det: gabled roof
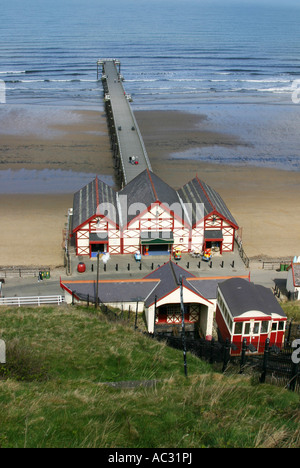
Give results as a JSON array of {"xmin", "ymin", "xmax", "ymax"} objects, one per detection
[
  {"xmin": 72, "ymin": 171, "xmax": 238, "ymax": 232},
  {"xmin": 218, "ymin": 277, "xmax": 286, "ymax": 318},
  {"xmin": 143, "ymin": 261, "xmax": 214, "ymax": 307},
  {"xmin": 72, "ymin": 177, "xmax": 118, "ymax": 232},
  {"xmin": 178, "ymin": 176, "xmax": 238, "ymax": 228},
  {"xmin": 118, "ymin": 169, "xmax": 180, "ymax": 226}
]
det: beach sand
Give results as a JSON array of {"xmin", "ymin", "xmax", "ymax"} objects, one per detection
[
  {"xmin": 0, "ymin": 107, "xmax": 299, "ymax": 267},
  {"xmin": 0, "ymin": 193, "xmax": 73, "ymax": 268},
  {"xmin": 0, "ymin": 109, "xmax": 114, "ymax": 175}
]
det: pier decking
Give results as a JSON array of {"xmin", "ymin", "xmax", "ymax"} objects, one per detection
[{"xmin": 98, "ymin": 59, "xmax": 152, "ymax": 186}]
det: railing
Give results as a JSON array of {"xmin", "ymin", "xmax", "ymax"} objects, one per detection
[
  {"xmin": 0, "ymin": 295, "xmax": 64, "ymax": 306},
  {"xmin": 234, "ymin": 234, "xmax": 250, "ymax": 268},
  {"xmin": 64, "ymin": 208, "xmax": 73, "ymax": 276},
  {"xmin": 155, "ymin": 330, "xmax": 300, "ymax": 393},
  {"xmin": 0, "ymin": 267, "xmax": 50, "ymax": 279}
]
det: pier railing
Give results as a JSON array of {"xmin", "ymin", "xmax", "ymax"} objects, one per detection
[
  {"xmin": 234, "ymin": 233, "xmax": 250, "ymax": 268},
  {"xmin": 0, "ymin": 267, "xmax": 51, "ymax": 279},
  {"xmin": 99, "ymin": 58, "xmax": 152, "ymax": 186}
]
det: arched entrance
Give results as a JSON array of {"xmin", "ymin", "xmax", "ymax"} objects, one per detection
[{"xmin": 155, "ymin": 303, "xmax": 209, "ymax": 337}]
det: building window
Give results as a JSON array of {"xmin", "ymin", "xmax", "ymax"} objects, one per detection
[
  {"xmin": 253, "ymin": 322, "xmax": 260, "ymax": 335},
  {"xmin": 217, "ymin": 291, "xmax": 232, "ymax": 332},
  {"xmin": 261, "ymin": 321, "xmax": 269, "ymax": 333},
  {"xmin": 234, "ymin": 322, "xmax": 243, "ymax": 335},
  {"xmin": 244, "ymin": 323, "xmax": 251, "ymax": 335},
  {"xmin": 278, "ymin": 321, "xmax": 285, "ymax": 331},
  {"xmin": 272, "ymin": 322, "xmax": 277, "ymax": 331}
]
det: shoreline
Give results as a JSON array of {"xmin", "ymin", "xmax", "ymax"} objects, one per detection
[{"xmin": 0, "ymin": 106, "xmax": 299, "ymax": 266}]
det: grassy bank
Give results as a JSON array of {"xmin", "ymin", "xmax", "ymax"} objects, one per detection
[{"xmin": 0, "ymin": 305, "xmax": 299, "ymax": 448}]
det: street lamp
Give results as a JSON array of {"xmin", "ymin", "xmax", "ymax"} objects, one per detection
[{"xmin": 179, "ymin": 275, "xmax": 188, "ymax": 378}]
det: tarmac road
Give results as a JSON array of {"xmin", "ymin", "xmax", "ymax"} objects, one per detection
[{"xmin": 0, "ymin": 253, "xmax": 289, "ymax": 301}]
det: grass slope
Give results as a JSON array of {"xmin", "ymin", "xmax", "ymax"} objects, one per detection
[{"xmin": 0, "ymin": 305, "xmax": 299, "ymax": 448}]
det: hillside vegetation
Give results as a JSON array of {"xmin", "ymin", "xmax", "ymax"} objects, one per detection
[{"xmin": 0, "ymin": 304, "xmax": 299, "ymax": 448}]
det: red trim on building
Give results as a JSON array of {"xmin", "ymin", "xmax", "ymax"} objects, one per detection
[
  {"xmin": 196, "ymin": 176, "xmax": 215, "ymax": 211},
  {"xmin": 147, "ymin": 169, "xmax": 158, "ymax": 200}
]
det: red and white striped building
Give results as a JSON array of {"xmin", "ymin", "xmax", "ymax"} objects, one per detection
[{"xmin": 71, "ymin": 170, "xmax": 238, "ymax": 258}]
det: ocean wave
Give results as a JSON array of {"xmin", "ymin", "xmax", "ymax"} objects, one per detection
[
  {"xmin": 5, "ymin": 79, "xmax": 96, "ymax": 84},
  {"xmin": 0, "ymin": 70, "xmax": 26, "ymax": 74}
]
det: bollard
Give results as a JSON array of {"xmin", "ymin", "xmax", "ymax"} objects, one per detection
[
  {"xmin": 116, "ymin": 263, "xmax": 118, "ymax": 271},
  {"xmin": 151, "ymin": 263, "xmax": 154, "ymax": 270},
  {"xmin": 232, "ymin": 260, "xmax": 235, "ymax": 268},
  {"xmin": 104, "ymin": 264, "xmax": 106, "ymax": 272},
  {"xmin": 186, "ymin": 262, "xmax": 189, "ymax": 269},
  {"xmin": 128, "ymin": 263, "xmax": 130, "ymax": 271},
  {"xmin": 209, "ymin": 260, "xmax": 212, "ymax": 268},
  {"xmin": 139, "ymin": 263, "xmax": 142, "ymax": 270},
  {"xmin": 221, "ymin": 261, "xmax": 224, "ymax": 268},
  {"xmin": 198, "ymin": 261, "xmax": 201, "ymax": 269}
]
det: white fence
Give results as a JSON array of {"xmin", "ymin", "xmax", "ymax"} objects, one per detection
[{"xmin": 0, "ymin": 295, "xmax": 64, "ymax": 306}]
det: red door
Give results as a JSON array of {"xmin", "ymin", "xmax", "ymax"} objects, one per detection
[{"xmin": 249, "ymin": 321, "xmax": 260, "ymax": 352}]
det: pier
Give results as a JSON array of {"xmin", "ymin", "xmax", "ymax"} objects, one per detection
[{"xmin": 97, "ymin": 59, "xmax": 152, "ymax": 186}]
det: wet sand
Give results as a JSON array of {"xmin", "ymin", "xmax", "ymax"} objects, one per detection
[
  {"xmin": 0, "ymin": 107, "xmax": 299, "ymax": 267},
  {"xmin": 0, "ymin": 109, "xmax": 114, "ymax": 176}
]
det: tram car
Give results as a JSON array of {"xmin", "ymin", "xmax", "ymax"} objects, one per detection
[{"xmin": 216, "ymin": 277, "xmax": 287, "ymax": 355}]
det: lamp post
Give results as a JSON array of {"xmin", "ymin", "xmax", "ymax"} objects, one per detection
[
  {"xmin": 179, "ymin": 275, "xmax": 188, "ymax": 378},
  {"xmin": 95, "ymin": 251, "xmax": 100, "ymax": 308}
]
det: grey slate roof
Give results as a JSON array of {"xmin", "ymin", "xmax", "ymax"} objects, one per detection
[
  {"xmin": 72, "ymin": 177, "xmax": 118, "ymax": 231},
  {"xmin": 218, "ymin": 277, "xmax": 286, "ymax": 318},
  {"xmin": 143, "ymin": 261, "xmax": 205, "ymax": 307},
  {"xmin": 62, "ymin": 280, "xmax": 158, "ymax": 304},
  {"xmin": 72, "ymin": 170, "xmax": 237, "ymax": 232},
  {"xmin": 178, "ymin": 176, "xmax": 238, "ymax": 227},
  {"xmin": 187, "ymin": 279, "xmax": 220, "ymax": 300},
  {"xmin": 61, "ymin": 262, "xmax": 251, "ymax": 310},
  {"xmin": 118, "ymin": 169, "xmax": 180, "ymax": 226}
]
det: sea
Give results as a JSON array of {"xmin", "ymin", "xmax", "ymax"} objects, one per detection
[{"xmin": 0, "ymin": 0, "xmax": 300, "ymax": 192}]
